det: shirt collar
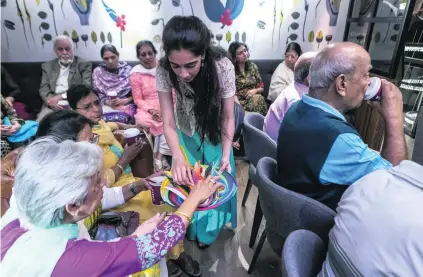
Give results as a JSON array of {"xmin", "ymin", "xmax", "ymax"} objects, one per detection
[
  {"xmin": 293, "ymin": 82, "xmax": 309, "ymax": 97},
  {"xmin": 302, "ymin": 94, "xmax": 346, "ymax": 121}
]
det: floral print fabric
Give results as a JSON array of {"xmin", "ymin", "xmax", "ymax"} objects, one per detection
[
  {"xmin": 156, "ymin": 57, "xmax": 236, "ymax": 137},
  {"xmin": 235, "ymin": 62, "xmax": 268, "ymax": 115},
  {"xmin": 135, "ymin": 215, "xmax": 185, "ymax": 269}
]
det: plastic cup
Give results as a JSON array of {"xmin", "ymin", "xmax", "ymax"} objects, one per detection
[
  {"xmin": 107, "ymin": 91, "xmax": 118, "ymax": 100},
  {"xmin": 364, "ymin": 77, "xmax": 382, "ymax": 101},
  {"xmin": 58, "ymin": 100, "xmax": 69, "ymax": 109},
  {"xmin": 123, "ymin": 128, "xmax": 141, "ymax": 145},
  {"xmin": 150, "ymin": 183, "xmax": 164, "ymax": 205}
]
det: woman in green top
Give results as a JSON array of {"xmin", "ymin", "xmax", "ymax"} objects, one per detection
[{"xmin": 156, "ymin": 16, "xmax": 237, "ymax": 249}]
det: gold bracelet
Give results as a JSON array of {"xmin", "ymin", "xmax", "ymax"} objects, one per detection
[
  {"xmin": 174, "ymin": 211, "xmax": 192, "ymax": 224},
  {"xmin": 116, "ymin": 164, "xmax": 124, "ymax": 173}
]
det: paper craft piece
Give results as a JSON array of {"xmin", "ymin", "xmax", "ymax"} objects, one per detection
[{"xmin": 160, "ymin": 161, "xmax": 237, "ymax": 211}]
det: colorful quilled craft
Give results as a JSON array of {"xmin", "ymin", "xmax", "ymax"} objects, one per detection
[{"xmin": 160, "ymin": 161, "xmax": 237, "ymax": 211}]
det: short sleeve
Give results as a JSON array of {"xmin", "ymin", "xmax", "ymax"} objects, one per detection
[
  {"xmin": 320, "ymin": 133, "xmax": 392, "ymax": 185},
  {"xmin": 156, "ymin": 66, "xmax": 173, "ymax": 93},
  {"xmin": 216, "ymin": 57, "xmax": 236, "ymax": 99}
]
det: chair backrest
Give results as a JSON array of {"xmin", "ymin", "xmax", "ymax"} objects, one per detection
[
  {"xmin": 256, "ymin": 157, "xmax": 335, "ymax": 255},
  {"xmin": 243, "ymin": 113, "xmax": 277, "ymax": 166},
  {"xmin": 281, "ymin": 229, "xmax": 326, "ymax": 277}
]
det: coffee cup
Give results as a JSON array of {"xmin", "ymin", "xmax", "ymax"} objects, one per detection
[
  {"xmin": 124, "ymin": 128, "xmax": 141, "ymax": 145},
  {"xmin": 58, "ymin": 100, "xmax": 69, "ymax": 109},
  {"xmin": 364, "ymin": 77, "xmax": 382, "ymax": 101},
  {"xmin": 107, "ymin": 91, "xmax": 118, "ymax": 100},
  {"xmin": 150, "ymin": 183, "xmax": 164, "ymax": 205}
]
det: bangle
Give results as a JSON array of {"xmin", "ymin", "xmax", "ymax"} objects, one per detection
[
  {"xmin": 174, "ymin": 211, "xmax": 192, "ymax": 224},
  {"xmin": 129, "ymin": 183, "xmax": 137, "ymax": 196},
  {"xmin": 116, "ymin": 164, "xmax": 124, "ymax": 173}
]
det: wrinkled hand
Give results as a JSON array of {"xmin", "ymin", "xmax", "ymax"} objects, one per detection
[
  {"xmin": 121, "ymin": 138, "xmax": 144, "ymax": 164},
  {"xmin": 47, "ymin": 94, "xmax": 63, "ymax": 110},
  {"xmin": 172, "ymin": 155, "xmax": 193, "ymax": 185},
  {"xmin": 111, "ymin": 98, "xmax": 127, "ymax": 107},
  {"xmin": 219, "ymin": 155, "xmax": 232, "ymax": 174},
  {"xmin": 135, "ymin": 178, "xmax": 152, "ymax": 192},
  {"xmin": 246, "ymin": 89, "xmax": 257, "ymax": 98},
  {"xmin": 369, "ymin": 79, "xmax": 403, "ymax": 124},
  {"xmin": 189, "ymin": 175, "xmax": 221, "ymax": 203},
  {"xmin": 131, "ymin": 212, "xmax": 167, "ymax": 237},
  {"xmin": 1, "ymin": 122, "xmax": 21, "ymax": 136}
]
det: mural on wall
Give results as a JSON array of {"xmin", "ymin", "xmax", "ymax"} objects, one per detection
[
  {"xmin": 1, "ymin": 0, "xmax": 350, "ymax": 62},
  {"xmin": 69, "ymin": 0, "xmax": 92, "ymax": 25}
]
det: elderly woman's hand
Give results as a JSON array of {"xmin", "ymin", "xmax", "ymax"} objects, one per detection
[
  {"xmin": 131, "ymin": 212, "xmax": 167, "ymax": 237},
  {"xmin": 189, "ymin": 175, "xmax": 221, "ymax": 204}
]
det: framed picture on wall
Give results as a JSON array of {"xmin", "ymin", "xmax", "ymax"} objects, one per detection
[{"xmin": 343, "ymin": 0, "xmax": 418, "ymax": 78}]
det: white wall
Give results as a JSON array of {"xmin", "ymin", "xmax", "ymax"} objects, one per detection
[{"xmin": 1, "ymin": 0, "xmax": 350, "ymax": 62}]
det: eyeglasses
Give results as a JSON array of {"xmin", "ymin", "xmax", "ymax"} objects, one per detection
[
  {"xmin": 77, "ymin": 100, "xmax": 101, "ymax": 111},
  {"xmin": 140, "ymin": 51, "xmax": 155, "ymax": 58},
  {"xmin": 90, "ymin": 133, "xmax": 99, "ymax": 144},
  {"xmin": 285, "ymin": 54, "xmax": 298, "ymax": 60}
]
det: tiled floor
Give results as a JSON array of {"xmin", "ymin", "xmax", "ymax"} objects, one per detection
[{"xmin": 182, "ymin": 158, "xmax": 281, "ymax": 277}]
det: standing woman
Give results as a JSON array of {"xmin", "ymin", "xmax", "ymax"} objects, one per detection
[
  {"xmin": 228, "ymin": 42, "xmax": 267, "ymax": 116},
  {"xmin": 92, "ymin": 44, "xmax": 136, "ymax": 118},
  {"xmin": 157, "ymin": 16, "xmax": 237, "ymax": 248}
]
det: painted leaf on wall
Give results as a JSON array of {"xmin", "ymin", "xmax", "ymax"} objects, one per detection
[
  {"xmin": 81, "ymin": 34, "xmax": 88, "ymax": 46},
  {"xmin": 215, "ymin": 34, "xmax": 223, "ymax": 45},
  {"xmin": 100, "ymin": 31, "xmax": 105, "ymax": 43},
  {"xmin": 291, "ymin": 12, "xmax": 300, "ymax": 19},
  {"xmin": 91, "ymin": 31, "xmax": 97, "ymax": 44},
  {"xmin": 308, "ymin": 31, "xmax": 314, "ymax": 42},
  {"xmin": 153, "ymin": 35, "xmax": 161, "ymax": 43},
  {"xmin": 235, "ymin": 31, "xmax": 239, "ymax": 42},
  {"xmin": 63, "ymin": 31, "xmax": 69, "ymax": 36},
  {"xmin": 39, "ymin": 22, "xmax": 49, "ymax": 31},
  {"xmin": 41, "ymin": 33, "xmax": 52, "ymax": 47},
  {"xmin": 4, "ymin": 20, "xmax": 15, "ymax": 30},
  {"xmin": 36, "ymin": 0, "xmax": 40, "ymax": 5},
  {"xmin": 38, "ymin": 11, "xmax": 47, "ymax": 19},
  {"xmin": 225, "ymin": 31, "xmax": 232, "ymax": 43},
  {"xmin": 151, "ymin": 19, "xmax": 160, "ymax": 25},
  {"xmin": 286, "ymin": 33, "xmax": 298, "ymax": 44},
  {"xmin": 325, "ymin": 34, "xmax": 333, "ymax": 44},
  {"xmin": 390, "ymin": 34, "xmax": 397, "ymax": 42},
  {"xmin": 393, "ymin": 24, "xmax": 400, "ymax": 31},
  {"xmin": 241, "ymin": 32, "xmax": 246, "ymax": 43},
  {"xmin": 1, "ymin": 0, "xmax": 7, "ymax": 7},
  {"xmin": 316, "ymin": 30, "xmax": 323, "ymax": 48},
  {"xmin": 257, "ymin": 20, "xmax": 266, "ymax": 29},
  {"xmin": 288, "ymin": 22, "xmax": 299, "ymax": 31},
  {"xmin": 72, "ymin": 30, "xmax": 80, "ymax": 47},
  {"xmin": 107, "ymin": 32, "xmax": 112, "ymax": 43}
]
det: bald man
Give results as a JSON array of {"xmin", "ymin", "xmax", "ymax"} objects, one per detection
[
  {"xmin": 276, "ymin": 42, "xmax": 406, "ymax": 210},
  {"xmin": 263, "ymin": 52, "xmax": 317, "ymax": 141}
]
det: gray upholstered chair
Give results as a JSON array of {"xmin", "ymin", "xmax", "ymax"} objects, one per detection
[
  {"xmin": 281, "ymin": 229, "xmax": 326, "ymax": 277},
  {"xmin": 241, "ymin": 112, "xmax": 277, "ymax": 248},
  {"xmin": 247, "ymin": 157, "xmax": 335, "ymax": 274}
]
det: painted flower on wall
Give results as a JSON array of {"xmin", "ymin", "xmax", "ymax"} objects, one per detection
[
  {"xmin": 116, "ymin": 14, "xmax": 126, "ymax": 31},
  {"xmin": 101, "ymin": 0, "xmax": 125, "ymax": 48}
]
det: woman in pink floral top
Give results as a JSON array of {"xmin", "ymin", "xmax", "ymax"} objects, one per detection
[{"xmin": 1, "ymin": 138, "xmax": 220, "ymax": 277}]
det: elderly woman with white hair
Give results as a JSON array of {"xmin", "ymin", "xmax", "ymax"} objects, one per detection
[
  {"xmin": 37, "ymin": 35, "xmax": 92, "ymax": 121},
  {"xmin": 1, "ymin": 138, "xmax": 220, "ymax": 276}
]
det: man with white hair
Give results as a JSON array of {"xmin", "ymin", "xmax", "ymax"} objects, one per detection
[
  {"xmin": 276, "ymin": 42, "xmax": 407, "ymax": 210},
  {"xmin": 37, "ymin": 35, "xmax": 92, "ymax": 121},
  {"xmin": 263, "ymin": 52, "xmax": 317, "ymax": 141}
]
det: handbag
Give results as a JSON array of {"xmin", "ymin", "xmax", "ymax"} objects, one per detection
[
  {"xmin": 88, "ymin": 211, "xmax": 139, "ymax": 241},
  {"xmin": 233, "ymin": 102, "xmax": 245, "ymax": 142}
]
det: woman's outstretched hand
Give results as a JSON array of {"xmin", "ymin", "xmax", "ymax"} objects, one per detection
[
  {"xmin": 172, "ymin": 155, "xmax": 194, "ymax": 185},
  {"xmin": 189, "ymin": 175, "xmax": 221, "ymax": 203}
]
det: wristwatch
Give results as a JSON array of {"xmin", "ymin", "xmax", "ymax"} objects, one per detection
[{"xmin": 129, "ymin": 183, "xmax": 137, "ymax": 196}]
